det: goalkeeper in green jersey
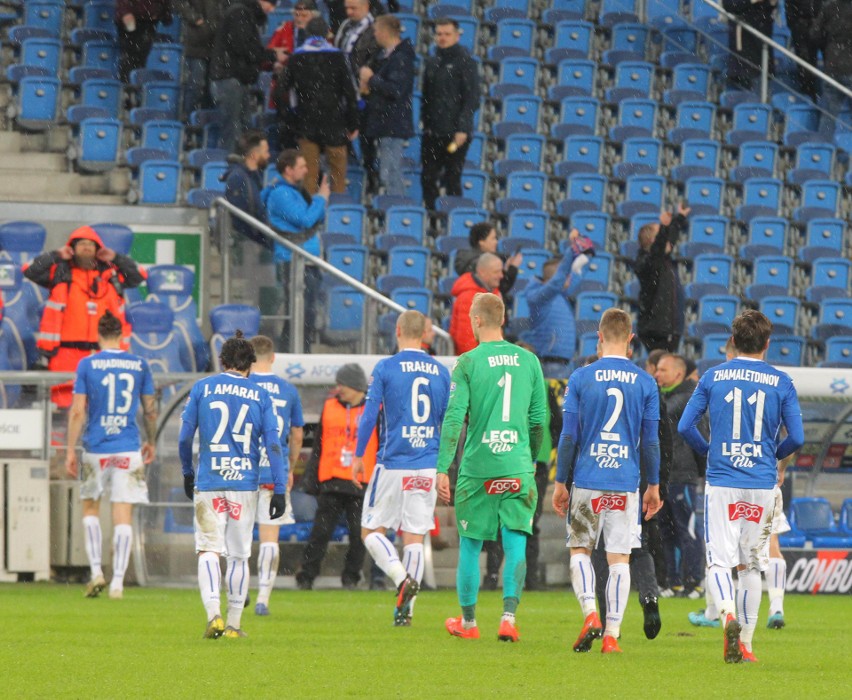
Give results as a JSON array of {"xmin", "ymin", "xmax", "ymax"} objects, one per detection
[{"xmin": 436, "ymin": 293, "xmax": 547, "ymax": 642}]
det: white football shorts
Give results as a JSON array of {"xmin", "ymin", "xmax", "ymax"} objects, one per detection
[
  {"xmin": 79, "ymin": 451, "xmax": 149, "ymax": 504},
  {"xmin": 567, "ymin": 488, "xmax": 640, "ymax": 555},
  {"xmin": 770, "ymin": 485, "xmax": 791, "ymax": 535},
  {"xmin": 361, "ymin": 466, "xmax": 437, "ymax": 535},
  {"xmin": 194, "ymin": 490, "xmax": 258, "ymax": 559},
  {"xmin": 704, "ymin": 483, "xmax": 776, "ymax": 571},
  {"xmin": 256, "ymin": 487, "xmax": 295, "ymax": 526}
]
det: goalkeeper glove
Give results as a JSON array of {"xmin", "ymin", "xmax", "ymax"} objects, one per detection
[
  {"xmin": 184, "ymin": 474, "xmax": 195, "ymax": 500},
  {"xmin": 269, "ymin": 492, "xmax": 287, "ymax": 520}
]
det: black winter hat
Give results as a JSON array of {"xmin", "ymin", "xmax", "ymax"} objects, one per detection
[{"xmin": 335, "ymin": 363, "xmax": 368, "ymax": 392}]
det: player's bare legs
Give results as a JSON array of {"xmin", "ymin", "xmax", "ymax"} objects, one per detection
[
  {"xmin": 109, "ymin": 502, "xmax": 133, "ymax": 599},
  {"xmin": 81, "ymin": 498, "xmax": 106, "ymax": 597},
  {"xmin": 362, "ymin": 526, "xmax": 421, "ymax": 626},
  {"xmin": 255, "ymin": 524, "xmax": 281, "ymax": 615}
]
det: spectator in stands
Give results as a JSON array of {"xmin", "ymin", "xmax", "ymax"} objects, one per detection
[
  {"xmin": 23, "ymin": 226, "xmax": 146, "ymax": 407},
  {"xmin": 297, "ymin": 363, "xmax": 378, "ymax": 590},
  {"xmin": 223, "ymin": 130, "xmax": 273, "ymax": 251},
  {"xmin": 209, "ymin": 0, "xmax": 288, "ymax": 154},
  {"xmin": 645, "ymin": 348, "xmax": 667, "ymax": 375},
  {"xmin": 655, "ymin": 353, "xmax": 706, "ymax": 598},
  {"xmin": 811, "ymin": 0, "xmax": 852, "ymax": 137},
  {"xmin": 261, "ymin": 148, "xmax": 330, "ymax": 351},
  {"xmin": 636, "ymin": 204, "xmax": 691, "ymax": 353},
  {"xmin": 449, "ymin": 253, "xmax": 502, "ymax": 355},
  {"xmin": 359, "ymin": 15, "xmax": 414, "ymax": 198},
  {"xmin": 276, "ymin": 16, "xmax": 359, "ymax": 194},
  {"xmin": 175, "ymin": 0, "xmax": 223, "ymax": 117},
  {"xmin": 523, "ymin": 231, "xmax": 593, "ymax": 379},
  {"xmin": 420, "ymin": 18, "xmax": 480, "ymax": 210},
  {"xmin": 267, "ymin": 0, "xmax": 321, "ymax": 57},
  {"xmin": 453, "ymin": 223, "xmax": 523, "ymax": 299},
  {"xmin": 115, "ymin": 0, "xmax": 173, "ymax": 83},
  {"xmin": 684, "ymin": 356, "xmax": 699, "ymax": 382},
  {"xmin": 722, "ymin": 0, "xmax": 776, "ymax": 91},
  {"xmin": 327, "ymin": 0, "xmax": 389, "ymax": 34},
  {"xmin": 786, "ymin": 0, "xmax": 823, "ymax": 100}
]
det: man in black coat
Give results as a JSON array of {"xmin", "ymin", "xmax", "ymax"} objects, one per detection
[
  {"xmin": 276, "ymin": 16, "xmax": 359, "ymax": 195},
  {"xmin": 223, "ymin": 129, "xmax": 273, "ymax": 251},
  {"xmin": 359, "ymin": 14, "xmax": 414, "ymax": 197},
  {"xmin": 175, "ymin": 0, "xmax": 224, "ymax": 117},
  {"xmin": 209, "ymin": 0, "xmax": 287, "ymax": 154},
  {"xmin": 635, "ymin": 204, "xmax": 690, "ymax": 353},
  {"xmin": 722, "ymin": 0, "xmax": 777, "ymax": 91},
  {"xmin": 420, "ymin": 17, "xmax": 480, "ymax": 210},
  {"xmin": 115, "ymin": 0, "xmax": 173, "ymax": 83},
  {"xmin": 786, "ymin": 0, "xmax": 823, "ymax": 100},
  {"xmin": 811, "ymin": 0, "xmax": 852, "ymax": 137}
]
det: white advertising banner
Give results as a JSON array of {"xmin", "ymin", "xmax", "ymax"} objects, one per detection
[{"xmin": 0, "ymin": 410, "xmax": 45, "ymax": 451}]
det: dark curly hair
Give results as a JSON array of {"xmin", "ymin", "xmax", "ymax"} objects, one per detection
[
  {"xmin": 219, "ymin": 330, "xmax": 256, "ymax": 372},
  {"xmin": 98, "ymin": 310, "xmax": 123, "ymax": 339}
]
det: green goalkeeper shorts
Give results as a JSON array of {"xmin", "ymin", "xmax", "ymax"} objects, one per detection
[{"xmin": 454, "ymin": 472, "xmax": 538, "ymax": 541}]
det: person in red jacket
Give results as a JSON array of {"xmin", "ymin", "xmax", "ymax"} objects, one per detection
[
  {"xmin": 23, "ymin": 226, "xmax": 146, "ymax": 406},
  {"xmin": 449, "ymin": 252, "xmax": 503, "ymax": 355}
]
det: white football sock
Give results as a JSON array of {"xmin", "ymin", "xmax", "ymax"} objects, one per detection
[
  {"xmin": 737, "ymin": 569, "xmax": 762, "ymax": 650},
  {"xmin": 256, "ymin": 542, "xmax": 279, "ymax": 606},
  {"xmin": 198, "ymin": 552, "xmax": 221, "ymax": 621},
  {"xmin": 83, "ymin": 515, "xmax": 103, "ymax": 578},
  {"xmin": 605, "ymin": 563, "xmax": 631, "ymax": 638},
  {"xmin": 704, "ymin": 568, "xmax": 719, "ymax": 620},
  {"xmin": 111, "ymin": 524, "xmax": 132, "ymax": 589},
  {"xmin": 403, "ymin": 543, "xmax": 424, "ymax": 584},
  {"xmin": 364, "ymin": 532, "xmax": 407, "ymax": 587},
  {"xmin": 225, "ymin": 557, "xmax": 248, "ymax": 630},
  {"xmin": 570, "ymin": 553, "xmax": 597, "ymax": 617},
  {"xmin": 767, "ymin": 557, "xmax": 786, "ymax": 616},
  {"xmin": 707, "ymin": 565, "xmax": 736, "ymax": 622}
]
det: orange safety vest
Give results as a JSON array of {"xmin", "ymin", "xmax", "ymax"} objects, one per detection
[
  {"xmin": 37, "ymin": 266, "xmax": 130, "ymax": 353},
  {"xmin": 317, "ymin": 397, "xmax": 378, "ymax": 484}
]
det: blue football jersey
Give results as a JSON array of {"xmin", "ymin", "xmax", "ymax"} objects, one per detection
[
  {"xmin": 250, "ymin": 372, "xmax": 305, "ymax": 485},
  {"xmin": 356, "ymin": 349, "xmax": 451, "ymax": 469},
  {"xmin": 181, "ymin": 372, "xmax": 283, "ymax": 492},
  {"xmin": 564, "ymin": 356, "xmax": 660, "ymax": 491},
  {"xmin": 680, "ymin": 357, "xmax": 802, "ymax": 489},
  {"xmin": 73, "ymin": 349, "xmax": 155, "ymax": 453}
]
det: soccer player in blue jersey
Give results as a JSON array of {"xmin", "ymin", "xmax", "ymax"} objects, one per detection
[
  {"xmin": 552, "ymin": 308, "xmax": 662, "ymax": 654},
  {"xmin": 66, "ymin": 311, "xmax": 157, "ymax": 600},
  {"xmin": 351, "ymin": 311, "xmax": 451, "ymax": 626},
  {"xmin": 248, "ymin": 335, "xmax": 304, "ymax": 617},
  {"xmin": 679, "ymin": 310, "xmax": 804, "ymax": 663},
  {"xmin": 179, "ymin": 331, "xmax": 288, "ymax": 639}
]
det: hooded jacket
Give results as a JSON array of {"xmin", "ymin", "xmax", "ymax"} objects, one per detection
[
  {"xmin": 223, "ymin": 156, "xmax": 272, "ymax": 250},
  {"xmin": 363, "ymin": 38, "xmax": 415, "ymax": 139},
  {"xmin": 209, "ymin": 0, "xmax": 276, "ymax": 85},
  {"xmin": 523, "ymin": 255, "xmax": 582, "ymax": 362},
  {"xmin": 636, "ymin": 214, "xmax": 687, "ymax": 340},
  {"xmin": 174, "ymin": 0, "xmax": 224, "ymax": 59},
  {"xmin": 421, "ymin": 42, "xmax": 480, "ymax": 136},
  {"xmin": 660, "ymin": 379, "xmax": 707, "ymax": 483},
  {"xmin": 722, "ymin": 0, "xmax": 777, "ymax": 82},
  {"xmin": 449, "ymin": 272, "xmax": 499, "ymax": 355},
  {"xmin": 811, "ymin": 0, "xmax": 852, "ymax": 76},
  {"xmin": 260, "ymin": 177, "xmax": 326, "ymax": 263}
]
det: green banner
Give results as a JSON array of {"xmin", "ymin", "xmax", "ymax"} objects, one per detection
[{"xmin": 129, "ymin": 228, "xmax": 203, "ymax": 306}]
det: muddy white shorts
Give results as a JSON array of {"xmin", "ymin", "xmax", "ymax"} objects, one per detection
[
  {"xmin": 704, "ymin": 483, "xmax": 776, "ymax": 571},
  {"xmin": 361, "ymin": 466, "xmax": 437, "ymax": 535},
  {"xmin": 256, "ymin": 487, "xmax": 295, "ymax": 526},
  {"xmin": 194, "ymin": 490, "xmax": 258, "ymax": 559},
  {"xmin": 568, "ymin": 488, "xmax": 640, "ymax": 555},
  {"xmin": 770, "ymin": 485, "xmax": 791, "ymax": 535},
  {"xmin": 80, "ymin": 451, "xmax": 149, "ymax": 504}
]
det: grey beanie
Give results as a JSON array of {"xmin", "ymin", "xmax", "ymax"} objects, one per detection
[{"xmin": 335, "ymin": 363, "xmax": 368, "ymax": 392}]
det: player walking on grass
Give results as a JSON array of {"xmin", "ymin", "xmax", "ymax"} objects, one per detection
[
  {"xmin": 436, "ymin": 293, "xmax": 547, "ymax": 642},
  {"xmin": 66, "ymin": 311, "xmax": 157, "ymax": 600},
  {"xmin": 553, "ymin": 308, "xmax": 662, "ymax": 654},
  {"xmin": 179, "ymin": 332, "xmax": 288, "ymax": 639},
  {"xmin": 248, "ymin": 335, "xmax": 304, "ymax": 617},
  {"xmin": 678, "ymin": 310, "xmax": 804, "ymax": 663},
  {"xmin": 352, "ymin": 311, "xmax": 451, "ymax": 626}
]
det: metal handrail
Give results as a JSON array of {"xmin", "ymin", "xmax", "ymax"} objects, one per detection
[
  {"xmin": 697, "ymin": 0, "xmax": 852, "ymax": 101},
  {"xmin": 214, "ymin": 197, "xmax": 452, "ymax": 342}
]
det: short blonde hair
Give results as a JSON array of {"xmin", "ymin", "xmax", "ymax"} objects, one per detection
[
  {"xmin": 397, "ymin": 310, "xmax": 426, "ymax": 340},
  {"xmin": 599, "ymin": 308, "xmax": 632, "ymax": 343},
  {"xmin": 249, "ymin": 335, "xmax": 275, "ymax": 359},
  {"xmin": 470, "ymin": 292, "xmax": 504, "ymax": 329}
]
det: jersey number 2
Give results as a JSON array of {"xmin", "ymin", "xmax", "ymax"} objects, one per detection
[{"xmin": 601, "ymin": 388, "xmax": 624, "ymax": 441}]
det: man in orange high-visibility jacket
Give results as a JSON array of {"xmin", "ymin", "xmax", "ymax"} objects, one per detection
[
  {"xmin": 296, "ymin": 363, "xmax": 378, "ymax": 590},
  {"xmin": 23, "ymin": 225, "xmax": 146, "ymax": 406}
]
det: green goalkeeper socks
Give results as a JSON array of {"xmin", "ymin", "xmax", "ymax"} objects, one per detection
[
  {"xmin": 458, "ymin": 536, "xmax": 483, "ymax": 612},
  {"xmin": 501, "ymin": 526, "xmax": 527, "ymax": 608}
]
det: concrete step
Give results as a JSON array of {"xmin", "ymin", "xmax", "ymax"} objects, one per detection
[
  {"xmin": 0, "ymin": 151, "xmax": 67, "ymax": 171},
  {"xmin": 0, "ymin": 168, "xmax": 80, "ymax": 197},
  {"xmin": 0, "ymin": 130, "xmax": 23, "ymax": 152},
  {"xmin": 0, "ymin": 191, "xmax": 126, "ymax": 205}
]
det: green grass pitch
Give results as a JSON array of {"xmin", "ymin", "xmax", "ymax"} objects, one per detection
[{"xmin": 2, "ymin": 584, "xmax": 848, "ymax": 698}]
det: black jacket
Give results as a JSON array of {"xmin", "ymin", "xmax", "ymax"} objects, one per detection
[
  {"xmin": 326, "ymin": 0, "xmax": 389, "ymax": 32},
  {"xmin": 336, "ymin": 18, "xmax": 381, "ymax": 78},
  {"xmin": 723, "ymin": 0, "xmax": 777, "ymax": 82},
  {"xmin": 660, "ymin": 379, "xmax": 707, "ymax": 484},
  {"xmin": 24, "ymin": 251, "xmax": 145, "ymax": 290},
  {"xmin": 174, "ymin": 0, "xmax": 224, "ymax": 59},
  {"xmin": 421, "ymin": 43, "xmax": 480, "ymax": 136},
  {"xmin": 636, "ymin": 214, "xmax": 686, "ymax": 340},
  {"xmin": 364, "ymin": 39, "xmax": 415, "ymax": 139},
  {"xmin": 223, "ymin": 156, "xmax": 272, "ymax": 250},
  {"xmin": 209, "ymin": 0, "xmax": 275, "ymax": 85},
  {"xmin": 811, "ymin": 0, "xmax": 852, "ymax": 77},
  {"xmin": 277, "ymin": 40, "xmax": 359, "ymax": 147}
]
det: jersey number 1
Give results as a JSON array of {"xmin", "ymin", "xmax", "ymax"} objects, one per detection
[
  {"xmin": 497, "ymin": 372, "xmax": 512, "ymax": 422},
  {"xmin": 725, "ymin": 388, "xmax": 766, "ymax": 442}
]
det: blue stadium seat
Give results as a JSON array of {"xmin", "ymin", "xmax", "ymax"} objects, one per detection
[
  {"xmin": 610, "ymin": 99, "xmax": 656, "ymax": 142},
  {"xmin": 84, "ymin": 2, "xmax": 116, "ymax": 33},
  {"xmin": 690, "ymin": 294, "xmax": 738, "ymax": 336},
  {"xmin": 454, "ymin": 16, "xmax": 477, "ymax": 52},
  {"xmin": 76, "ymin": 118, "xmax": 122, "ymax": 173},
  {"xmin": 684, "ymin": 176, "xmax": 724, "ymax": 216},
  {"xmin": 498, "ymin": 57, "xmax": 538, "ymax": 93},
  {"xmin": 395, "ymin": 13, "xmax": 421, "ymax": 47},
  {"xmin": 758, "ymin": 296, "xmax": 799, "ymax": 337},
  {"xmin": 599, "ymin": 0, "xmax": 639, "ymax": 26},
  {"xmin": 376, "ymin": 274, "xmax": 420, "ymax": 296},
  {"xmin": 793, "ymin": 180, "xmax": 840, "ymax": 222},
  {"xmin": 209, "ymin": 304, "xmax": 261, "ymax": 369},
  {"xmin": 186, "ymin": 148, "xmax": 228, "ymax": 168},
  {"xmin": 507, "ymin": 210, "xmax": 548, "ymax": 247},
  {"xmin": 5, "ymin": 64, "xmax": 52, "ymax": 84},
  {"xmin": 391, "ymin": 287, "xmax": 432, "ymax": 316},
  {"xmin": 460, "ymin": 170, "xmax": 488, "ymax": 207},
  {"xmin": 543, "ymin": 0, "xmax": 586, "ymax": 23},
  {"xmin": 732, "ymin": 141, "xmax": 777, "ymax": 182},
  {"xmin": 606, "ymin": 61, "xmax": 654, "ymax": 102},
  {"xmin": 325, "ymin": 205, "xmax": 366, "ymax": 240},
  {"xmin": 750, "ymin": 255, "xmax": 793, "ymax": 295},
  {"xmin": 91, "ymin": 223, "xmax": 134, "ymax": 256},
  {"xmin": 609, "ymin": 22, "xmax": 648, "ymax": 58},
  {"xmin": 514, "ymin": 248, "xmax": 551, "ymax": 280},
  {"xmin": 0, "ymin": 220, "xmax": 46, "ymax": 265},
  {"xmin": 504, "ymin": 171, "xmax": 547, "ymax": 209},
  {"xmin": 505, "ymin": 133, "xmax": 545, "ymax": 167},
  {"xmin": 617, "ymin": 174, "xmax": 665, "ymax": 218},
  {"xmin": 21, "ymin": 37, "xmax": 61, "ymax": 74},
  {"xmin": 126, "ymin": 147, "xmax": 171, "ymax": 169},
  {"xmin": 137, "ymin": 160, "xmax": 181, "ymax": 205},
  {"xmin": 570, "ymin": 212, "xmax": 610, "ymax": 250},
  {"xmin": 129, "ymin": 68, "xmax": 172, "ymax": 87},
  {"xmin": 739, "ymin": 217, "xmax": 787, "ymax": 258},
  {"xmin": 811, "ymin": 297, "xmax": 852, "ymax": 342},
  {"xmin": 139, "ymin": 120, "xmax": 184, "ymax": 160},
  {"xmin": 575, "ymin": 291, "xmax": 619, "ymax": 322},
  {"xmin": 681, "ymin": 215, "xmax": 727, "ymax": 258},
  {"xmin": 200, "ymin": 162, "xmax": 227, "ymax": 192},
  {"xmin": 146, "ymin": 43, "xmax": 182, "ymax": 80},
  {"xmin": 484, "ymin": 0, "xmax": 529, "ymax": 21},
  {"xmin": 737, "ymin": 178, "xmax": 782, "ymax": 220},
  {"xmin": 384, "ymin": 206, "xmax": 426, "ymax": 241},
  {"xmin": 783, "ymin": 105, "xmax": 822, "ymax": 147},
  {"xmin": 581, "ymin": 252, "xmax": 613, "ymax": 291},
  {"xmin": 15, "ymin": 75, "xmax": 60, "ymax": 130},
  {"xmin": 811, "ymin": 258, "xmax": 851, "ymax": 291},
  {"xmin": 326, "ymin": 244, "xmax": 368, "ymax": 282},
  {"xmin": 0, "ymin": 262, "xmax": 40, "ymax": 367},
  {"xmin": 613, "ymin": 137, "xmax": 661, "ymax": 179},
  {"xmin": 66, "ymin": 105, "xmax": 109, "ymax": 126},
  {"xmin": 799, "ymin": 218, "xmax": 845, "ymax": 264},
  {"xmin": 551, "ymin": 20, "xmax": 593, "ymax": 60},
  {"xmin": 142, "ymin": 81, "xmax": 180, "ymax": 118},
  {"xmin": 664, "ymin": 63, "xmax": 711, "ymax": 105},
  {"xmin": 322, "ymin": 286, "xmax": 365, "ymax": 347},
  {"xmin": 700, "ymin": 333, "xmax": 731, "ymax": 361},
  {"xmin": 127, "ymin": 302, "xmax": 194, "ymax": 378},
  {"xmin": 25, "ymin": 1, "xmax": 63, "ymax": 35},
  {"xmin": 825, "ymin": 337, "xmax": 852, "ymax": 366},
  {"xmin": 388, "ymin": 246, "xmax": 431, "ymax": 285},
  {"xmin": 557, "ymin": 136, "xmax": 604, "ymax": 178},
  {"xmin": 787, "ymin": 142, "xmax": 836, "ymax": 184},
  {"xmin": 693, "ymin": 253, "xmax": 733, "ymax": 289},
  {"xmin": 446, "ymin": 208, "xmax": 488, "ymax": 238},
  {"xmin": 671, "ymin": 139, "xmax": 719, "ymax": 181},
  {"xmin": 500, "ymin": 94, "xmax": 541, "ymax": 131},
  {"xmin": 81, "ymin": 39, "xmax": 119, "ymax": 74},
  {"xmin": 841, "ymin": 499, "xmax": 852, "ymax": 534},
  {"xmin": 668, "ymin": 101, "xmax": 715, "ymax": 144},
  {"xmin": 553, "ymin": 97, "xmax": 599, "ymax": 138},
  {"xmin": 81, "ymin": 78, "xmax": 122, "ymax": 117},
  {"xmin": 789, "ymin": 498, "xmax": 852, "ymax": 547},
  {"xmin": 552, "ymin": 59, "xmax": 595, "ymax": 99},
  {"xmin": 374, "ymin": 233, "xmax": 420, "ymax": 253},
  {"xmin": 559, "ymin": 174, "xmax": 607, "ymax": 217},
  {"xmin": 495, "ymin": 18, "xmax": 535, "ymax": 54},
  {"xmin": 727, "ymin": 103, "xmax": 772, "ymax": 146}
]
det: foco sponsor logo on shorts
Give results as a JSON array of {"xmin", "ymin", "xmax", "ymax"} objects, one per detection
[
  {"xmin": 212, "ymin": 497, "xmax": 243, "ymax": 520},
  {"xmin": 402, "ymin": 476, "xmax": 434, "ymax": 491},
  {"xmin": 591, "ymin": 494, "xmax": 627, "ymax": 513},
  {"xmin": 99, "ymin": 456, "xmax": 131, "ymax": 470},
  {"xmin": 728, "ymin": 501, "xmax": 764, "ymax": 523},
  {"xmin": 484, "ymin": 478, "xmax": 521, "ymax": 495}
]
